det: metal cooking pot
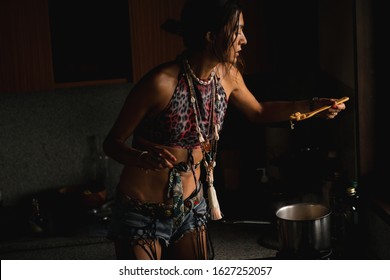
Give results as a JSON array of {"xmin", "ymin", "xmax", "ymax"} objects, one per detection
[{"xmin": 276, "ymin": 203, "xmax": 331, "ymax": 256}]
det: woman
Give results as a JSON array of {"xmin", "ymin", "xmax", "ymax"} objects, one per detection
[{"xmin": 103, "ymin": 0, "xmax": 346, "ymax": 260}]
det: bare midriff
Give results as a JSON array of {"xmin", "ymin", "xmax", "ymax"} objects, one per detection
[{"xmin": 117, "ymin": 141, "xmax": 203, "ymax": 204}]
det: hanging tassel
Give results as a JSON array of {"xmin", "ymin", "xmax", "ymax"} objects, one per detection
[
  {"xmin": 199, "ymin": 133, "xmax": 205, "ymax": 143},
  {"xmin": 206, "ymin": 162, "xmax": 222, "ymax": 220},
  {"xmin": 214, "ymin": 125, "xmax": 220, "ymax": 141},
  {"xmin": 208, "ymin": 185, "xmax": 223, "ymax": 220}
]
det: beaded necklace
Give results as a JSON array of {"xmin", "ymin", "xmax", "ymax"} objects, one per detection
[
  {"xmin": 184, "ymin": 59, "xmax": 223, "ymax": 220},
  {"xmin": 185, "ymin": 59, "xmax": 216, "ymax": 86}
]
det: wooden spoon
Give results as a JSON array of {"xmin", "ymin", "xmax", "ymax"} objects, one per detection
[{"xmin": 290, "ymin": 96, "xmax": 350, "ymax": 121}]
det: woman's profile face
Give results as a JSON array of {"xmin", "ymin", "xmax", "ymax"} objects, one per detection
[
  {"xmin": 229, "ymin": 12, "xmax": 247, "ymax": 64},
  {"xmin": 214, "ymin": 11, "xmax": 247, "ymax": 65}
]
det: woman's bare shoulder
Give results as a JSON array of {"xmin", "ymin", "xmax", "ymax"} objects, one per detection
[
  {"xmin": 142, "ymin": 60, "xmax": 181, "ymax": 87},
  {"xmin": 130, "ymin": 61, "xmax": 181, "ymax": 109}
]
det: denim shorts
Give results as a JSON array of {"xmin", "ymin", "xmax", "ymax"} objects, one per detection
[{"xmin": 107, "ymin": 192, "xmax": 208, "ymax": 247}]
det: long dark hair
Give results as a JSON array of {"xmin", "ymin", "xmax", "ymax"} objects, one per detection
[{"xmin": 162, "ymin": 0, "xmax": 245, "ymax": 72}]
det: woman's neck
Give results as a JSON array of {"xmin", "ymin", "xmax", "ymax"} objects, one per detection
[{"xmin": 186, "ymin": 52, "xmax": 218, "ymax": 81}]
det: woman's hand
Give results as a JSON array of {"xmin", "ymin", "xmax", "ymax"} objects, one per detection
[
  {"xmin": 313, "ymin": 97, "xmax": 347, "ymax": 119},
  {"xmin": 137, "ymin": 146, "xmax": 177, "ymax": 171}
]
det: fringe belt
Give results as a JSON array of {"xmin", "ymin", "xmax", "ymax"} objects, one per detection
[{"xmin": 117, "ymin": 187, "xmax": 202, "ymax": 221}]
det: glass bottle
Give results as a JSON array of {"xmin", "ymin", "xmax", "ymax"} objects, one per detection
[
  {"xmin": 84, "ymin": 135, "xmax": 108, "ymax": 192},
  {"xmin": 29, "ymin": 198, "xmax": 45, "ymax": 235},
  {"xmin": 94, "ymin": 135, "xmax": 108, "ymax": 192},
  {"xmin": 321, "ymin": 150, "xmax": 341, "ymax": 208},
  {"xmin": 344, "ymin": 181, "xmax": 359, "ymax": 225},
  {"xmin": 331, "ymin": 179, "xmax": 361, "ymax": 257},
  {"xmin": 342, "ymin": 180, "xmax": 360, "ymax": 252},
  {"xmin": 329, "ymin": 171, "xmax": 347, "ymax": 245}
]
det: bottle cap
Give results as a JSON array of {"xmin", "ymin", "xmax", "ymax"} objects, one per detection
[{"xmin": 346, "ymin": 187, "xmax": 356, "ymax": 195}]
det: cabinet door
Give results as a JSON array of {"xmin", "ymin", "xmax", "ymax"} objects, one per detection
[
  {"xmin": 49, "ymin": 0, "xmax": 132, "ymax": 86},
  {"xmin": 0, "ymin": 0, "xmax": 54, "ymax": 93},
  {"xmin": 128, "ymin": 0, "xmax": 185, "ymax": 82}
]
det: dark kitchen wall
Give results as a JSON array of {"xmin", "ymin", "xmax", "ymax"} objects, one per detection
[{"xmin": 0, "ymin": 84, "xmax": 132, "ymax": 206}]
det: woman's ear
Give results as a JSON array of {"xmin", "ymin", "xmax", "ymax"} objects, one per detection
[{"xmin": 206, "ymin": 31, "xmax": 215, "ymax": 43}]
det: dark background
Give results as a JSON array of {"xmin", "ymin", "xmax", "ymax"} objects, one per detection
[{"xmin": 0, "ymin": 0, "xmax": 388, "ymax": 259}]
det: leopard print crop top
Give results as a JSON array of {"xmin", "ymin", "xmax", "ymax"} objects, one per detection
[{"xmin": 134, "ymin": 65, "xmax": 228, "ymax": 149}]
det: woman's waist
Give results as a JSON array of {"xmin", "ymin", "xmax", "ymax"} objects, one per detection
[
  {"xmin": 118, "ymin": 166, "xmax": 201, "ymax": 201},
  {"xmin": 121, "ymin": 164, "xmax": 201, "ymax": 181},
  {"xmin": 115, "ymin": 184, "xmax": 204, "ymax": 219}
]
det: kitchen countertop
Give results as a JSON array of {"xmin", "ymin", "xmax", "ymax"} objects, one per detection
[{"xmin": 0, "ymin": 219, "xmax": 278, "ymax": 260}]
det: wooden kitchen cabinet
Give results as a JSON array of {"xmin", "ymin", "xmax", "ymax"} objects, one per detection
[
  {"xmin": 0, "ymin": 0, "xmax": 188, "ymax": 92},
  {"xmin": 48, "ymin": 0, "xmax": 132, "ymax": 86},
  {"xmin": 0, "ymin": 0, "xmax": 131, "ymax": 93},
  {"xmin": 0, "ymin": 0, "xmax": 264, "ymax": 92},
  {"xmin": 0, "ymin": 0, "xmax": 54, "ymax": 93},
  {"xmin": 127, "ymin": 0, "xmax": 185, "ymax": 82}
]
